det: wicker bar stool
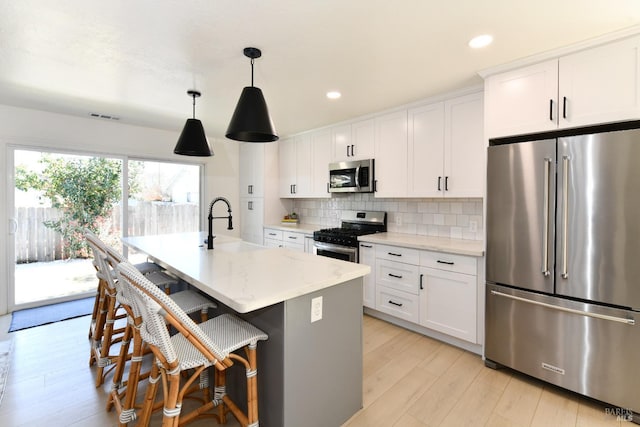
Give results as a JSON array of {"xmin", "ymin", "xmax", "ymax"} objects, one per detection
[
  {"xmin": 116, "ymin": 261, "xmax": 268, "ymax": 427},
  {"xmin": 85, "ymin": 234, "xmax": 218, "ymax": 426},
  {"xmin": 85, "ymin": 231, "xmax": 185, "ymax": 388}
]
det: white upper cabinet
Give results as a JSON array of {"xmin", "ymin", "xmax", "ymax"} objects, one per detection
[
  {"xmin": 485, "ymin": 35, "xmax": 640, "ymax": 138},
  {"xmin": 374, "ymin": 110, "xmax": 408, "ymax": 198},
  {"xmin": 485, "ymin": 60, "xmax": 558, "ymax": 138},
  {"xmin": 294, "ymin": 134, "xmax": 312, "ymax": 197},
  {"xmin": 408, "ymin": 92, "xmax": 484, "ymax": 198},
  {"xmin": 310, "ymin": 129, "xmax": 331, "ymax": 198},
  {"xmin": 558, "ymin": 36, "xmax": 640, "ymax": 129},
  {"xmin": 443, "ymin": 92, "xmax": 484, "ymax": 198},
  {"xmin": 279, "ymin": 130, "xmax": 331, "ymax": 198},
  {"xmin": 239, "ymin": 143, "xmax": 265, "ymax": 197},
  {"xmin": 407, "ymin": 102, "xmax": 445, "ymax": 197},
  {"xmin": 331, "ymin": 119, "xmax": 375, "ymax": 162},
  {"xmin": 278, "ymin": 137, "xmax": 297, "ymax": 197}
]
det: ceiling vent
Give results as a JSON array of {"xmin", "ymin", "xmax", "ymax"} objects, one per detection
[{"xmin": 89, "ymin": 113, "xmax": 120, "ymax": 121}]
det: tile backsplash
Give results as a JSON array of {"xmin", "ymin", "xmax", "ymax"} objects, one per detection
[{"xmin": 291, "ymin": 194, "xmax": 483, "ymax": 241}]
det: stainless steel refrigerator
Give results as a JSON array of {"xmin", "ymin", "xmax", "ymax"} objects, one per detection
[{"xmin": 486, "ymin": 126, "xmax": 640, "ymax": 419}]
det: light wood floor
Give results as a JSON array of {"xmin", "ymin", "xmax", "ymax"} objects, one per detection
[{"xmin": 0, "ymin": 313, "xmax": 625, "ymax": 426}]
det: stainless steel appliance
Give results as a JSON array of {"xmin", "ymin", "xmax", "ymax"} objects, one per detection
[
  {"xmin": 486, "ymin": 125, "xmax": 640, "ymax": 421},
  {"xmin": 329, "ymin": 159, "xmax": 374, "ymax": 193},
  {"xmin": 313, "ymin": 211, "xmax": 386, "ymax": 262}
]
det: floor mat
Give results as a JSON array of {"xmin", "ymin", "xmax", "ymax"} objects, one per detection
[{"xmin": 9, "ymin": 297, "xmax": 94, "ymax": 332}]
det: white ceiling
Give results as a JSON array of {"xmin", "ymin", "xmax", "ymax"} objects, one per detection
[{"xmin": 1, "ymin": 0, "xmax": 640, "ymax": 139}]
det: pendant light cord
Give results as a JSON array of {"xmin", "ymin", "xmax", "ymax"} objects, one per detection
[
  {"xmin": 192, "ymin": 93, "xmax": 196, "ymax": 119},
  {"xmin": 251, "ymin": 57, "xmax": 255, "ymax": 87}
]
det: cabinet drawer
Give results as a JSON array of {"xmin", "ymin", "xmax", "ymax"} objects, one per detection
[
  {"xmin": 377, "ymin": 259, "xmax": 420, "ymax": 295},
  {"xmin": 376, "ymin": 244, "xmax": 420, "ymax": 264},
  {"xmin": 283, "ymin": 231, "xmax": 304, "ymax": 244},
  {"xmin": 420, "ymin": 251, "xmax": 477, "ymax": 275},
  {"xmin": 376, "ymin": 286, "xmax": 419, "ymax": 323},
  {"xmin": 264, "ymin": 238, "xmax": 282, "ymax": 248},
  {"xmin": 263, "ymin": 229, "xmax": 283, "ymax": 241}
]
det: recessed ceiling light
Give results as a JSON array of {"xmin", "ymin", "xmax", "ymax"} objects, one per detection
[
  {"xmin": 326, "ymin": 91, "xmax": 341, "ymax": 100},
  {"xmin": 468, "ymin": 34, "xmax": 493, "ymax": 49}
]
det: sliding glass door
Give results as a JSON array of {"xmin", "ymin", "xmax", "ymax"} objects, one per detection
[{"xmin": 9, "ymin": 148, "xmax": 202, "ymax": 310}]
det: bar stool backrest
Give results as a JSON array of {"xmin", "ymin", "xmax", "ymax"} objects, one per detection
[
  {"xmin": 85, "ymin": 230, "xmax": 136, "ymax": 312},
  {"xmin": 115, "ymin": 261, "xmax": 228, "ymax": 364}
]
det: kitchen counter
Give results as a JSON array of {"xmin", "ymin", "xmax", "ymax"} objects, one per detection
[
  {"xmin": 263, "ymin": 223, "xmax": 321, "ymax": 234},
  {"xmin": 121, "ymin": 231, "xmax": 366, "ymax": 427},
  {"xmin": 358, "ymin": 232, "xmax": 484, "ymax": 257},
  {"xmin": 123, "ymin": 231, "xmax": 369, "ymax": 313}
]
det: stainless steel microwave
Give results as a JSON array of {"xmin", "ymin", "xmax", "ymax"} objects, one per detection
[{"xmin": 329, "ymin": 159, "xmax": 374, "ymax": 193}]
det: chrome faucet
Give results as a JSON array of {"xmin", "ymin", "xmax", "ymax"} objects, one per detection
[{"xmin": 206, "ymin": 197, "xmax": 233, "ymax": 249}]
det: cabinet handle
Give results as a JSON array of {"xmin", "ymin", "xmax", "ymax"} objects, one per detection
[
  {"xmin": 248, "ymin": 201, "xmax": 253, "ymax": 210},
  {"xmin": 327, "ymin": 182, "xmax": 330, "ymax": 193},
  {"xmin": 388, "ymin": 252, "xmax": 402, "ymax": 257},
  {"xmin": 248, "ymin": 184, "xmax": 253, "ymax": 194},
  {"xmin": 562, "ymin": 96, "xmax": 567, "ymax": 119},
  {"xmin": 346, "ymin": 145, "xmax": 351, "ymax": 157},
  {"xmin": 549, "ymin": 99, "xmax": 554, "ymax": 121},
  {"xmin": 293, "ymin": 184, "xmax": 297, "ymax": 194},
  {"xmin": 419, "ymin": 273, "xmax": 424, "ymax": 290},
  {"xmin": 373, "ymin": 180, "xmax": 377, "ymax": 192},
  {"xmin": 437, "ymin": 176, "xmax": 442, "ymax": 191},
  {"xmin": 388, "ymin": 300, "xmax": 403, "ymax": 307},
  {"xmin": 269, "ymin": 233, "xmax": 277, "ymax": 236},
  {"xmin": 351, "ymin": 144, "xmax": 355, "ymax": 157},
  {"xmin": 288, "ymin": 236, "xmax": 298, "ymax": 240},
  {"xmin": 445, "ymin": 176, "xmax": 449, "ymax": 191},
  {"xmin": 437, "ymin": 260, "xmax": 455, "ymax": 265},
  {"xmin": 388, "ymin": 273, "xmax": 403, "ymax": 279},
  {"xmin": 360, "ymin": 244, "xmax": 372, "ymax": 248}
]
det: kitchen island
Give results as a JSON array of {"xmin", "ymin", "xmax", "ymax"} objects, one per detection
[{"xmin": 122, "ymin": 232, "xmax": 370, "ymax": 427}]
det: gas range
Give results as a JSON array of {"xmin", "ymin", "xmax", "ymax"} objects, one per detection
[{"xmin": 313, "ymin": 211, "xmax": 386, "ymax": 262}]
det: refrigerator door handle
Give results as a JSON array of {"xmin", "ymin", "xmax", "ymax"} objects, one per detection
[
  {"xmin": 490, "ymin": 290, "xmax": 635, "ymax": 325},
  {"xmin": 542, "ymin": 157, "xmax": 552, "ymax": 277},
  {"xmin": 561, "ymin": 155, "xmax": 570, "ymax": 279}
]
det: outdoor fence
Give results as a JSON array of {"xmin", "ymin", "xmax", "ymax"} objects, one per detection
[{"xmin": 15, "ymin": 201, "xmax": 199, "ymax": 263}]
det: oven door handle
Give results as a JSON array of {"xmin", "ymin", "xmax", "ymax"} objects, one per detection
[{"xmin": 313, "ymin": 241, "xmax": 357, "ymax": 256}]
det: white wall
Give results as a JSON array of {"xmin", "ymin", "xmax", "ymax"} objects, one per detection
[{"xmin": 0, "ymin": 104, "xmax": 240, "ymax": 315}]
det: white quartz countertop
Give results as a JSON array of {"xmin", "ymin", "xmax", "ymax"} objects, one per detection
[
  {"xmin": 122, "ymin": 232, "xmax": 369, "ymax": 313},
  {"xmin": 358, "ymin": 232, "xmax": 484, "ymax": 257},
  {"xmin": 263, "ymin": 223, "xmax": 320, "ymax": 234}
]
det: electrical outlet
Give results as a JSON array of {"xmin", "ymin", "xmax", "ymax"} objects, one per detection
[
  {"xmin": 395, "ymin": 214, "xmax": 402, "ymax": 226},
  {"xmin": 469, "ymin": 220, "xmax": 478, "ymax": 232},
  {"xmin": 311, "ymin": 296, "xmax": 323, "ymax": 323}
]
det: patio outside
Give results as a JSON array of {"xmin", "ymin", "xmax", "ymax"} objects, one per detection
[{"xmin": 13, "ymin": 150, "xmax": 200, "ymax": 308}]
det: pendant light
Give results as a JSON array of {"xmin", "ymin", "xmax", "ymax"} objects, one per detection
[
  {"xmin": 226, "ymin": 47, "xmax": 278, "ymax": 142},
  {"xmin": 174, "ymin": 90, "xmax": 213, "ymax": 156}
]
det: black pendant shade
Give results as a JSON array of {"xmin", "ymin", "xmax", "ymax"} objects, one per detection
[
  {"xmin": 226, "ymin": 86, "xmax": 278, "ymax": 142},
  {"xmin": 225, "ymin": 47, "xmax": 278, "ymax": 143},
  {"xmin": 174, "ymin": 90, "xmax": 213, "ymax": 156}
]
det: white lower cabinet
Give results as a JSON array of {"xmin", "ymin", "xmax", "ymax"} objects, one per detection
[
  {"xmin": 418, "ymin": 266, "xmax": 477, "ymax": 343},
  {"xmin": 240, "ymin": 198, "xmax": 264, "ymax": 245},
  {"xmin": 264, "ymin": 228, "xmax": 283, "ymax": 248},
  {"xmin": 366, "ymin": 242, "xmax": 479, "ymax": 345},
  {"xmin": 263, "ymin": 227, "xmax": 309, "ymax": 253},
  {"xmin": 282, "ymin": 231, "xmax": 305, "ymax": 252}
]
